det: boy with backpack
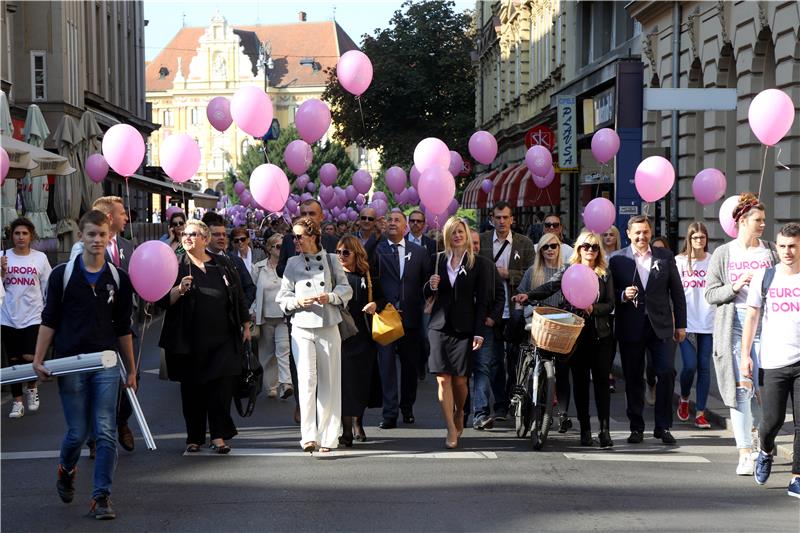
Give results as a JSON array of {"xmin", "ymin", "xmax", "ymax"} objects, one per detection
[
  {"xmin": 740, "ymin": 222, "xmax": 800, "ymax": 498},
  {"xmin": 32, "ymin": 209, "xmax": 136, "ymax": 519}
]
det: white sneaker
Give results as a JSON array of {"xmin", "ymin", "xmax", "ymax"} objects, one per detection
[
  {"xmin": 8, "ymin": 401, "xmax": 24, "ymax": 418},
  {"xmin": 25, "ymin": 388, "xmax": 40, "ymax": 412},
  {"xmin": 736, "ymin": 453, "xmax": 754, "ymax": 476}
]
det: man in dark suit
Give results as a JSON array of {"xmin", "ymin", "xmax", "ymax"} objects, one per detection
[
  {"xmin": 609, "ymin": 215, "xmax": 687, "ymax": 445},
  {"xmin": 277, "ymin": 199, "xmax": 339, "ymax": 276},
  {"xmin": 478, "ymin": 201, "xmax": 535, "ymax": 420},
  {"xmin": 203, "ymin": 214, "xmax": 256, "ymax": 307},
  {"xmin": 406, "ymin": 210, "xmax": 438, "ymax": 257},
  {"xmin": 372, "ymin": 210, "xmax": 431, "ymax": 428}
]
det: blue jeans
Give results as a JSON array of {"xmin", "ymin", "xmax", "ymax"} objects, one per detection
[
  {"xmin": 730, "ymin": 307, "xmax": 761, "ymax": 450},
  {"xmin": 58, "ymin": 367, "xmax": 120, "ymax": 499},
  {"xmin": 471, "ymin": 328, "xmax": 494, "ymax": 421},
  {"xmin": 489, "ymin": 326, "xmax": 508, "ymax": 415},
  {"xmin": 679, "ymin": 333, "xmax": 713, "ymax": 411}
]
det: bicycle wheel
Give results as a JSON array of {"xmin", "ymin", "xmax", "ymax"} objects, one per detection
[
  {"xmin": 513, "ymin": 344, "xmax": 534, "ymax": 438},
  {"xmin": 515, "ymin": 387, "xmax": 532, "ymax": 438},
  {"xmin": 530, "ymin": 358, "xmax": 554, "ymax": 450},
  {"xmin": 537, "ymin": 360, "xmax": 556, "ymax": 448}
]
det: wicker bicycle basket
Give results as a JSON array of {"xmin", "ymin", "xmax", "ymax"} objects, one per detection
[{"xmin": 530, "ymin": 306, "xmax": 585, "ymax": 355}]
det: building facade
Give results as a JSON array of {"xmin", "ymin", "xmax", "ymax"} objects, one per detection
[
  {"xmin": 629, "ymin": 1, "xmax": 800, "ymax": 243},
  {"xmin": 145, "ymin": 13, "xmax": 364, "ymax": 193}
]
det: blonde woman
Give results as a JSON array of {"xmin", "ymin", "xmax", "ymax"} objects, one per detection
[
  {"xmin": 602, "ymin": 226, "xmax": 621, "ymax": 256},
  {"xmin": 425, "ymin": 217, "xmax": 490, "ymax": 449},
  {"xmin": 515, "ymin": 231, "xmax": 616, "ymax": 448},
  {"xmin": 252, "ymin": 233, "xmax": 292, "ymax": 399}
]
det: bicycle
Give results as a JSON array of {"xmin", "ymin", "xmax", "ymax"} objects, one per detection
[{"xmin": 510, "ymin": 335, "xmax": 557, "ymax": 450}]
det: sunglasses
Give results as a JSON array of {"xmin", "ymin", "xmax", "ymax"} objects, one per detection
[
  {"xmin": 579, "ymin": 243, "xmax": 600, "ymax": 252},
  {"xmin": 540, "ymin": 243, "xmax": 559, "ymax": 251},
  {"xmin": 232, "ymin": 237, "xmax": 247, "ymax": 244},
  {"xmin": 544, "ymin": 222, "xmax": 561, "ymax": 229},
  {"xmin": 335, "ymin": 249, "xmax": 352, "ymax": 257},
  {"xmin": 171, "ymin": 221, "xmax": 185, "ymax": 227},
  {"xmin": 292, "ymin": 234, "xmax": 305, "ymax": 241},
  {"xmin": 272, "ymin": 244, "xmax": 282, "ymax": 250},
  {"xmin": 181, "ymin": 231, "xmax": 198, "ymax": 238},
  {"xmin": 409, "ymin": 219, "xmax": 425, "ymax": 225},
  {"xmin": 361, "ymin": 216, "xmax": 375, "ymax": 222},
  {"xmin": 602, "ymin": 232, "xmax": 615, "ymax": 238}
]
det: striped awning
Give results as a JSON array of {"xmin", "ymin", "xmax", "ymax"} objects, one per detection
[
  {"xmin": 516, "ymin": 167, "xmax": 561, "ymax": 207},
  {"xmin": 461, "ymin": 169, "xmax": 499, "ymax": 209},
  {"xmin": 463, "ymin": 164, "xmax": 562, "ymax": 209}
]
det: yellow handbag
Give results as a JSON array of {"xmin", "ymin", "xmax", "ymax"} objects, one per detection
[{"xmin": 367, "ymin": 271, "xmax": 405, "ymax": 346}]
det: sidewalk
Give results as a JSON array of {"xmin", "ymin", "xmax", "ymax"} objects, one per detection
[{"xmin": 612, "ymin": 346, "xmax": 795, "ymax": 461}]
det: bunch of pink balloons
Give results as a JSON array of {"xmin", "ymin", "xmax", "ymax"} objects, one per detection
[
  {"xmin": 231, "ymin": 86, "xmax": 274, "ymax": 138},
  {"xmin": 251, "ymin": 164, "xmax": 290, "ymax": 212},
  {"xmin": 295, "ymin": 99, "xmax": 332, "ymax": 144},
  {"xmin": 634, "ymin": 156, "xmax": 674, "ymax": 202},
  {"xmin": 469, "ymin": 131, "xmax": 498, "ymax": 165},
  {"xmin": 284, "ymin": 140, "xmax": 312, "ymax": 175},
  {"xmin": 590, "ymin": 128, "xmax": 620, "ymax": 164},
  {"xmin": 129, "ymin": 241, "xmax": 179, "ymax": 303},
  {"xmin": 583, "ymin": 198, "xmax": 616, "ymax": 234},
  {"xmin": 85, "ymin": 154, "xmax": 109, "ymax": 184},
  {"xmin": 160, "ymin": 134, "xmax": 201, "ymax": 183},
  {"xmin": 692, "ymin": 168, "xmax": 727, "ymax": 205},
  {"xmin": 532, "ymin": 167, "xmax": 555, "ymax": 189},
  {"xmin": 337, "ymin": 50, "xmax": 373, "ymax": 97},
  {"xmin": 207, "ymin": 97, "xmax": 233, "ymax": 132},
  {"xmin": 748, "ymin": 88, "xmax": 795, "ymax": 146},
  {"xmin": 102, "ymin": 124, "xmax": 145, "ymax": 177}
]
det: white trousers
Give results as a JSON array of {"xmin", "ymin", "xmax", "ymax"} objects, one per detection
[
  {"xmin": 257, "ymin": 317, "xmax": 291, "ymax": 392},
  {"xmin": 291, "ymin": 324, "xmax": 342, "ymax": 448}
]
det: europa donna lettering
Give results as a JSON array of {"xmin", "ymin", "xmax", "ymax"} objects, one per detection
[
  {"xmin": 3, "ymin": 265, "xmax": 39, "ymax": 286},
  {"xmin": 681, "ymin": 268, "xmax": 707, "ymax": 289},
  {"xmin": 768, "ymin": 286, "xmax": 800, "ymax": 313}
]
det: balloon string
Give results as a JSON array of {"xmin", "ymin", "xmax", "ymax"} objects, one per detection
[
  {"xmin": 356, "ymin": 96, "xmax": 366, "ymax": 136},
  {"xmin": 262, "ymin": 143, "xmax": 270, "ymax": 165},
  {"xmin": 775, "ymin": 147, "xmax": 790, "ymax": 171},
  {"xmin": 757, "ymin": 144, "xmax": 769, "ymax": 199},
  {"xmin": 135, "ymin": 302, "xmax": 153, "ymax": 373},
  {"xmin": 124, "ymin": 176, "xmax": 137, "ymax": 244}
]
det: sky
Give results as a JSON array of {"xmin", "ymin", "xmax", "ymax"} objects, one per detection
[{"xmin": 143, "ymin": 0, "xmax": 475, "ymax": 62}]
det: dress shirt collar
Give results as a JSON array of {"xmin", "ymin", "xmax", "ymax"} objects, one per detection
[
  {"xmin": 493, "ymin": 231, "xmax": 513, "ymax": 245},
  {"xmin": 631, "ymin": 245, "xmax": 652, "ymax": 258},
  {"xmin": 387, "ymin": 238, "xmax": 405, "ymax": 249}
]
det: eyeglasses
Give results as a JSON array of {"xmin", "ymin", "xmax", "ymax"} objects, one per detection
[
  {"xmin": 171, "ymin": 221, "xmax": 185, "ymax": 228},
  {"xmin": 181, "ymin": 231, "xmax": 198, "ymax": 238},
  {"xmin": 691, "ymin": 235, "xmax": 707, "ymax": 241},
  {"xmin": 540, "ymin": 243, "xmax": 559, "ymax": 251},
  {"xmin": 578, "ymin": 243, "xmax": 600, "ymax": 252},
  {"xmin": 272, "ymin": 244, "xmax": 282, "ymax": 250},
  {"xmin": 299, "ymin": 211, "xmax": 316, "ymax": 217},
  {"xmin": 544, "ymin": 222, "xmax": 561, "ymax": 229},
  {"xmin": 292, "ymin": 234, "xmax": 305, "ymax": 241},
  {"xmin": 232, "ymin": 237, "xmax": 247, "ymax": 244},
  {"xmin": 409, "ymin": 219, "xmax": 425, "ymax": 225},
  {"xmin": 361, "ymin": 216, "xmax": 375, "ymax": 222},
  {"xmin": 335, "ymin": 249, "xmax": 352, "ymax": 257}
]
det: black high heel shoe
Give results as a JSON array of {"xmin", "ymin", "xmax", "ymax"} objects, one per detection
[{"xmin": 353, "ymin": 417, "xmax": 367, "ymax": 442}]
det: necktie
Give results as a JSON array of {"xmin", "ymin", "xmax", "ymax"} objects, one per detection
[
  {"xmin": 390, "ymin": 243, "xmax": 400, "ymax": 275},
  {"xmin": 112, "ymin": 238, "xmax": 120, "ymax": 267}
]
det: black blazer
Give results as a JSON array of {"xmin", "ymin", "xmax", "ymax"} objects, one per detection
[
  {"xmin": 477, "ymin": 255, "xmax": 506, "ymax": 324},
  {"xmin": 372, "ymin": 238, "xmax": 431, "ymax": 330},
  {"xmin": 609, "ymin": 246, "xmax": 687, "ymax": 341},
  {"xmin": 425, "ymin": 253, "xmax": 489, "ymax": 337},
  {"xmin": 523, "ymin": 264, "xmax": 615, "ymax": 339}
]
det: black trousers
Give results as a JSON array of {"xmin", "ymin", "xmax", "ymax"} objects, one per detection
[
  {"xmin": 180, "ymin": 377, "xmax": 237, "ymax": 445},
  {"xmin": 619, "ymin": 321, "xmax": 675, "ymax": 432},
  {"xmin": 759, "ymin": 361, "xmax": 800, "ymax": 474},
  {"xmin": 571, "ymin": 334, "xmax": 613, "ymax": 429},
  {"xmin": 556, "ymin": 359, "xmax": 572, "ymax": 416}
]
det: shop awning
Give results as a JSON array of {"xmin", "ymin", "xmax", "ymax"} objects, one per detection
[
  {"xmin": 516, "ymin": 167, "xmax": 561, "ymax": 207},
  {"xmin": 492, "ymin": 164, "xmax": 528, "ymax": 208},
  {"xmin": 461, "ymin": 169, "xmax": 499, "ymax": 209},
  {"xmin": 107, "ymin": 172, "xmax": 219, "ymax": 208},
  {"xmin": 489, "ymin": 164, "xmax": 523, "ymax": 208},
  {"xmin": 1, "ymin": 134, "xmax": 76, "ymax": 179}
]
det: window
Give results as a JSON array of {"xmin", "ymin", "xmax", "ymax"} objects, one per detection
[
  {"xmin": 190, "ymin": 107, "xmax": 199, "ymax": 125},
  {"xmin": 514, "ymin": 44, "xmax": 521, "ymax": 97},
  {"xmin": 543, "ymin": 15, "xmax": 551, "ymax": 73},
  {"xmin": 241, "ymin": 138, "xmax": 251, "ymax": 157},
  {"xmin": 555, "ymin": 13, "xmax": 563, "ymax": 66},
  {"xmin": 30, "ymin": 51, "xmax": 47, "ymax": 101},
  {"xmin": 529, "ymin": 18, "xmax": 535, "ymax": 85},
  {"xmin": 163, "ymin": 109, "xmax": 173, "ymax": 127}
]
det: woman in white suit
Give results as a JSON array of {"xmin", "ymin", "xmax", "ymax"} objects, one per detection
[{"xmin": 277, "ymin": 217, "xmax": 352, "ymax": 453}]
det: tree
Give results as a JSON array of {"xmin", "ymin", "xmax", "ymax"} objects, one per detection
[
  {"xmin": 226, "ymin": 125, "xmax": 358, "ymax": 202},
  {"xmin": 322, "ymin": 0, "xmax": 475, "ymax": 191}
]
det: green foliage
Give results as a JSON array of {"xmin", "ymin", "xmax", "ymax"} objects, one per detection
[{"xmin": 322, "ymin": 0, "xmax": 475, "ymax": 191}]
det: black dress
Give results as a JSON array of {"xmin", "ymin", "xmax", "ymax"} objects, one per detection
[{"xmin": 341, "ymin": 271, "xmax": 383, "ymax": 416}]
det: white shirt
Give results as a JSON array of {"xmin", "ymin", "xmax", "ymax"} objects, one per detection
[
  {"xmin": 675, "ymin": 254, "xmax": 714, "ymax": 333},
  {"xmin": 493, "ymin": 231, "xmax": 513, "ymax": 319},
  {"xmin": 408, "ymin": 233, "xmax": 424, "ymax": 247},
  {"xmin": 728, "ymin": 240, "xmax": 773, "ymax": 307},
  {"xmin": 238, "ymin": 246, "xmax": 254, "ymax": 275},
  {"xmin": 387, "ymin": 239, "xmax": 406, "ymax": 279},
  {"xmin": 446, "ymin": 252, "xmax": 465, "ymax": 287},
  {"xmin": 1, "ymin": 249, "xmax": 52, "ymax": 328},
  {"xmin": 632, "ymin": 245, "xmax": 653, "ymax": 288},
  {"xmin": 747, "ymin": 269, "xmax": 800, "ymax": 369}
]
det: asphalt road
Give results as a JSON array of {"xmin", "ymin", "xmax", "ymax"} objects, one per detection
[{"xmin": 2, "ymin": 323, "xmax": 798, "ymax": 532}]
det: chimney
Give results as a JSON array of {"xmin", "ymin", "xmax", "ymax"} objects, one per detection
[{"xmin": 298, "ymin": 11, "xmax": 306, "ymax": 22}]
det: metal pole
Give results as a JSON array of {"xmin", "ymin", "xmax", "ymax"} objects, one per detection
[
  {"xmin": 668, "ymin": 1, "xmax": 681, "ymax": 249},
  {"xmin": 117, "ymin": 353, "xmax": 157, "ymax": 450}
]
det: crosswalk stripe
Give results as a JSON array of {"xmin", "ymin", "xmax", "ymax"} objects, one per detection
[
  {"xmin": 2, "ymin": 450, "xmax": 91, "ymax": 460},
  {"xmin": 564, "ymin": 452, "xmax": 710, "ymax": 463},
  {"xmin": 185, "ymin": 448, "xmax": 498, "ymax": 459}
]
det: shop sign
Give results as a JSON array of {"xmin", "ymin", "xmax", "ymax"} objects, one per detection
[
  {"xmin": 556, "ymin": 96, "xmax": 578, "ymax": 170},
  {"xmin": 525, "ymin": 124, "xmax": 555, "ymax": 150},
  {"xmin": 593, "ymin": 87, "xmax": 615, "ymax": 127}
]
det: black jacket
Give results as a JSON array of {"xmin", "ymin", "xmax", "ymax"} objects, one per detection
[
  {"xmin": 424, "ymin": 253, "xmax": 490, "ymax": 337},
  {"xmin": 225, "ymin": 251, "xmax": 256, "ymax": 307},
  {"xmin": 524, "ymin": 264, "xmax": 615, "ymax": 339}
]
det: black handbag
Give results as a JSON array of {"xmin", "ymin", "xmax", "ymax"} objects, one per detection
[
  {"xmin": 325, "ymin": 254, "xmax": 358, "ymax": 341},
  {"xmin": 234, "ymin": 341, "xmax": 263, "ymax": 417}
]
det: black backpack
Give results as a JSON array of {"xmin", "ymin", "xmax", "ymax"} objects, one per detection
[{"xmin": 233, "ymin": 341, "xmax": 263, "ymax": 417}]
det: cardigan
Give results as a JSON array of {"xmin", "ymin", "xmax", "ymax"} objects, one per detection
[{"xmin": 704, "ymin": 240, "xmax": 778, "ymax": 407}]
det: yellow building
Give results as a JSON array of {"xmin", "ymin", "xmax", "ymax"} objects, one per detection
[{"xmin": 146, "ymin": 13, "xmax": 361, "ymax": 193}]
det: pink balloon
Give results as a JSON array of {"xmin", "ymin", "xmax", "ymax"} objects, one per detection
[
  {"xmin": 239, "ymin": 189, "xmax": 253, "ymax": 207},
  {"xmin": 102, "ymin": 124, "xmax": 145, "ymax": 177},
  {"xmin": 409, "ymin": 165, "xmax": 421, "ymax": 188},
  {"xmin": 355, "ymin": 193, "xmax": 365, "ymax": 206},
  {"xmin": 719, "ymin": 195, "xmax": 739, "ymax": 239},
  {"xmin": 748, "ymin": 88, "xmax": 795, "ymax": 146},
  {"xmin": 372, "ymin": 191, "xmax": 387, "ymax": 203},
  {"xmin": 231, "ymin": 86, "xmax": 274, "ymax": 137},
  {"xmin": 286, "ymin": 198, "xmax": 297, "ymax": 213},
  {"xmin": 295, "ymin": 98, "xmax": 332, "ymax": 144},
  {"xmin": 533, "ymin": 167, "xmax": 555, "ymax": 188},
  {"xmin": 583, "ymin": 198, "xmax": 616, "ymax": 234},
  {"xmin": 345, "ymin": 184, "xmax": 357, "ymax": 201},
  {"xmin": 352, "ymin": 169, "xmax": 372, "ymax": 194},
  {"xmin": 161, "ymin": 134, "xmax": 201, "ymax": 183},
  {"xmin": 448, "ymin": 151, "xmax": 464, "ymax": 177},
  {"xmin": 234, "ymin": 180, "xmax": 246, "ymax": 195},
  {"xmin": 206, "ymin": 96, "xmax": 232, "ymax": 132},
  {"xmin": 319, "ymin": 186, "xmax": 335, "ymax": 204},
  {"xmin": 296, "ymin": 174, "xmax": 310, "ymax": 191},
  {"xmin": 692, "ymin": 168, "xmax": 727, "ymax": 205},
  {"xmin": 284, "ymin": 140, "xmax": 313, "ymax": 175},
  {"xmin": 590, "ymin": 128, "xmax": 620, "ymax": 164},
  {"xmin": 414, "ymin": 138, "xmax": 450, "ymax": 174},
  {"xmin": 562, "ymin": 264, "xmax": 599, "ymax": 310},
  {"xmin": 406, "ymin": 187, "xmax": 418, "ymax": 204},
  {"xmin": 481, "ymin": 178, "xmax": 493, "ymax": 194},
  {"xmin": 0, "ymin": 147, "xmax": 8, "ymax": 184},
  {"xmin": 306, "ymin": 181, "xmax": 316, "ymax": 193},
  {"xmin": 447, "ymin": 198, "xmax": 459, "ymax": 216},
  {"xmin": 319, "ymin": 163, "xmax": 338, "ymax": 186},
  {"xmin": 165, "ymin": 206, "xmax": 184, "ymax": 221},
  {"xmin": 418, "ymin": 167, "xmax": 455, "ymax": 215},
  {"xmin": 337, "ymin": 50, "xmax": 373, "ymax": 97},
  {"xmin": 468, "ymin": 131, "xmax": 498, "ymax": 165},
  {"xmin": 635, "ymin": 156, "xmax": 675, "ymax": 202},
  {"xmin": 129, "ymin": 241, "xmax": 179, "ymax": 303},
  {"xmin": 85, "ymin": 153, "xmax": 109, "ymax": 184},
  {"xmin": 385, "ymin": 166, "xmax": 407, "ymax": 194},
  {"xmin": 348, "ymin": 210, "xmax": 359, "ymax": 221},
  {"xmin": 371, "ymin": 199, "xmax": 388, "ymax": 217},
  {"xmin": 250, "ymin": 164, "xmax": 290, "ymax": 212},
  {"xmin": 526, "ymin": 145, "xmax": 553, "ymax": 178}
]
